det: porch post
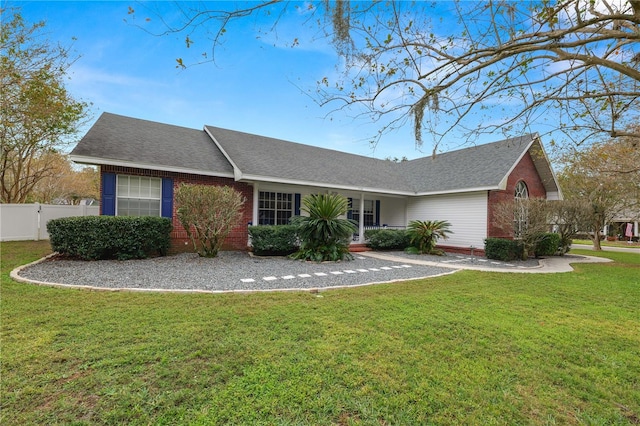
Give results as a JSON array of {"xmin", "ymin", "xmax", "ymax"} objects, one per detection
[
  {"xmin": 252, "ymin": 182, "xmax": 259, "ymax": 226},
  {"xmin": 358, "ymin": 193, "xmax": 365, "ymax": 244},
  {"xmin": 248, "ymin": 183, "xmax": 259, "ymax": 247}
]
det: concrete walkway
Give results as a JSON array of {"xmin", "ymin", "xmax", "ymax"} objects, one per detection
[{"xmin": 360, "ymin": 251, "xmax": 612, "ymax": 273}]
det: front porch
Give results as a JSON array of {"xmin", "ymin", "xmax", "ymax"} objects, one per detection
[
  {"xmin": 350, "ymin": 225, "xmax": 407, "ymax": 243},
  {"xmin": 351, "ymin": 225, "xmax": 406, "ymax": 252}
]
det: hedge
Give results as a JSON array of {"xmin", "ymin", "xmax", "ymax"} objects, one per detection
[
  {"xmin": 248, "ymin": 225, "xmax": 299, "ymax": 256},
  {"xmin": 484, "ymin": 238, "xmax": 525, "ymax": 261},
  {"xmin": 534, "ymin": 233, "xmax": 562, "ymax": 257},
  {"xmin": 365, "ymin": 229, "xmax": 411, "ymax": 250},
  {"xmin": 48, "ymin": 216, "xmax": 172, "ymax": 260}
]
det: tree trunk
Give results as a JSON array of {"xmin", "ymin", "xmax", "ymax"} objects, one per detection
[{"xmin": 591, "ymin": 228, "xmax": 603, "ymax": 251}]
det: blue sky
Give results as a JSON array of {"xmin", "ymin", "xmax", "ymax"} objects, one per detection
[{"xmin": 11, "ymin": 1, "xmax": 540, "ymax": 160}]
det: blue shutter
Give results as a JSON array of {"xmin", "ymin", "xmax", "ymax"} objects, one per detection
[
  {"xmin": 102, "ymin": 173, "xmax": 116, "ymax": 216},
  {"xmin": 347, "ymin": 197, "xmax": 353, "ymax": 220},
  {"xmin": 375, "ymin": 200, "xmax": 381, "ymax": 226},
  {"xmin": 161, "ymin": 178, "xmax": 173, "ymax": 218},
  {"xmin": 294, "ymin": 193, "xmax": 301, "ymax": 216}
]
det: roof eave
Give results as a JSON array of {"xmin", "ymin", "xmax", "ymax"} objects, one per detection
[
  {"xmin": 69, "ymin": 155, "xmax": 235, "ymax": 179},
  {"xmin": 529, "ymin": 137, "xmax": 564, "ymax": 199},
  {"xmin": 414, "ymin": 186, "xmax": 498, "ymax": 197},
  {"xmin": 497, "ymin": 134, "xmax": 537, "ymax": 190},
  {"xmin": 239, "ymin": 174, "xmax": 415, "ymax": 196}
]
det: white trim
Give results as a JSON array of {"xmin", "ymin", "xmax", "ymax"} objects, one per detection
[
  {"xmin": 531, "ymin": 136, "xmax": 564, "ymax": 200},
  {"xmin": 204, "ymin": 127, "xmax": 244, "ymax": 181},
  {"xmin": 256, "ymin": 190, "xmax": 295, "ymax": 225},
  {"xmin": 498, "ymin": 136, "xmax": 536, "ymax": 191},
  {"xmin": 239, "ymin": 173, "xmax": 416, "ymax": 196},
  {"xmin": 116, "ymin": 175, "xmax": 162, "ymax": 217},
  {"xmin": 69, "ymin": 155, "xmax": 235, "ymax": 179},
  {"xmin": 414, "ymin": 186, "xmax": 499, "ymax": 197},
  {"xmin": 252, "ymin": 182, "xmax": 259, "ymax": 226},
  {"xmin": 359, "ymin": 194, "xmax": 365, "ymax": 244}
]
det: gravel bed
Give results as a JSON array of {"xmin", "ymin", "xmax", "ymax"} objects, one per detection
[{"xmin": 18, "ymin": 251, "xmax": 456, "ymax": 292}]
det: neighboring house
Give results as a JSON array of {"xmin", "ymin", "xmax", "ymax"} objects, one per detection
[
  {"xmin": 70, "ymin": 112, "xmax": 563, "ymax": 254},
  {"xmin": 604, "ymin": 210, "xmax": 639, "ymax": 241}
]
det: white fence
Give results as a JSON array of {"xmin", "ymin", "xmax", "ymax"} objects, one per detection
[{"xmin": 0, "ymin": 203, "xmax": 100, "ymax": 241}]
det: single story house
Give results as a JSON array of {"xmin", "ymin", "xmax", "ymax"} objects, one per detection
[{"xmin": 70, "ymin": 112, "xmax": 563, "ymax": 255}]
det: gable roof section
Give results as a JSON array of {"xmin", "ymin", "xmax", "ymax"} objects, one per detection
[
  {"xmin": 71, "ymin": 112, "xmax": 560, "ymax": 197},
  {"xmin": 401, "ymin": 135, "xmax": 537, "ymax": 195},
  {"xmin": 526, "ymin": 138, "xmax": 562, "ymax": 198},
  {"xmin": 70, "ymin": 113, "xmax": 234, "ymax": 177},
  {"xmin": 205, "ymin": 126, "xmax": 413, "ymax": 194}
]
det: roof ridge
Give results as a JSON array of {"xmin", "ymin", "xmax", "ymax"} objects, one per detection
[
  {"xmin": 404, "ymin": 134, "xmax": 537, "ymax": 164},
  {"xmin": 204, "ymin": 124, "xmax": 397, "ymax": 164},
  {"xmin": 102, "ymin": 111, "xmax": 202, "ymax": 132}
]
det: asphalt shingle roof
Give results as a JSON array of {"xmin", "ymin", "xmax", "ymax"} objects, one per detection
[
  {"xmin": 71, "ymin": 113, "xmax": 234, "ymax": 176},
  {"xmin": 205, "ymin": 126, "xmax": 412, "ymax": 192},
  {"xmin": 72, "ymin": 112, "xmax": 542, "ymax": 195},
  {"xmin": 402, "ymin": 135, "xmax": 534, "ymax": 193}
]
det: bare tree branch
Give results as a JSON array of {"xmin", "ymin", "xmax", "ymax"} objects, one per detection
[{"xmin": 136, "ymin": 0, "xmax": 640, "ymax": 151}]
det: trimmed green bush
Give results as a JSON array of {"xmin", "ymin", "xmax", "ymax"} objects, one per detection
[
  {"xmin": 249, "ymin": 225, "xmax": 299, "ymax": 256},
  {"xmin": 534, "ymin": 233, "xmax": 562, "ymax": 257},
  {"xmin": 48, "ymin": 216, "xmax": 172, "ymax": 260},
  {"xmin": 485, "ymin": 238, "xmax": 525, "ymax": 261},
  {"xmin": 365, "ymin": 229, "xmax": 410, "ymax": 250}
]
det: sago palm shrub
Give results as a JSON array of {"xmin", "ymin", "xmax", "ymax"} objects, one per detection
[
  {"xmin": 290, "ymin": 193, "xmax": 357, "ymax": 262},
  {"xmin": 406, "ymin": 219, "xmax": 452, "ymax": 255}
]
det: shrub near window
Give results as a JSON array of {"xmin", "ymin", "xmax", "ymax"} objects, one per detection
[
  {"xmin": 365, "ymin": 229, "xmax": 411, "ymax": 250},
  {"xmin": 48, "ymin": 216, "xmax": 172, "ymax": 260},
  {"xmin": 249, "ymin": 225, "xmax": 299, "ymax": 256}
]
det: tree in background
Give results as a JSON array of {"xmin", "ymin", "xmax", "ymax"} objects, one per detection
[
  {"xmin": 546, "ymin": 199, "xmax": 594, "ymax": 254},
  {"xmin": 1, "ymin": 10, "xmax": 89, "ymax": 203},
  {"xmin": 29, "ymin": 152, "xmax": 99, "ymax": 204},
  {"xmin": 557, "ymin": 131, "xmax": 640, "ymax": 250},
  {"xmin": 175, "ymin": 184, "xmax": 245, "ymax": 257},
  {"xmin": 131, "ymin": 0, "xmax": 640, "ymax": 153}
]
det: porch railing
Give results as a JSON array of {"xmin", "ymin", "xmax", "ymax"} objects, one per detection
[{"xmin": 352, "ymin": 225, "xmax": 406, "ymax": 242}]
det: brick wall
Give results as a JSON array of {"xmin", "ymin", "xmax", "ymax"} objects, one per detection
[
  {"xmin": 101, "ymin": 165, "xmax": 253, "ymax": 252},
  {"xmin": 486, "ymin": 151, "xmax": 547, "ymax": 239}
]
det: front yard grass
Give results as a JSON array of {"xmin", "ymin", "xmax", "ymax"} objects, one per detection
[
  {"xmin": 1, "ymin": 241, "xmax": 639, "ymax": 425},
  {"xmin": 574, "ymin": 238, "xmax": 640, "ymax": 248}
]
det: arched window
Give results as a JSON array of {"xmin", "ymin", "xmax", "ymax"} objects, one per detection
[
  {"xmin": 515, "ymin": 181, "xmax": 529, "ymax": 200},
  {"xmin": 514, "ymin": 181, "xmax": 529, "ymax": 238}
]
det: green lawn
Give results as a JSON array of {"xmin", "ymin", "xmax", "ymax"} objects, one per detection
[
  {"xmin": 1, "ymin": 241, "xmax": 639, "ymax": 425},
  {"xmin": 574, "ymin": 239, "xmax": 640, "ymax": 248}
]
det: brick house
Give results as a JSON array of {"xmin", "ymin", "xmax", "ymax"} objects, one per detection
[{"xmin": 70, "ymin": 112, "xmax": 563, "ymax": 255}]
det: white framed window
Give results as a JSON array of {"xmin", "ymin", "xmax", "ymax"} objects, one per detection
[
  {"xmin": 350, "ymin": 199, "xmax": 376, "ymax": 226},
  {"xmin": 514, "ymin": 181, "xmax": 529, "ymax": 238},
  {"xmin": 116, "ymin": 175, "xmax": 162, "ymax": 217},
  {"xmin": 258, "ymin": 191, "xmax": 293, "ymax": 225}
]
